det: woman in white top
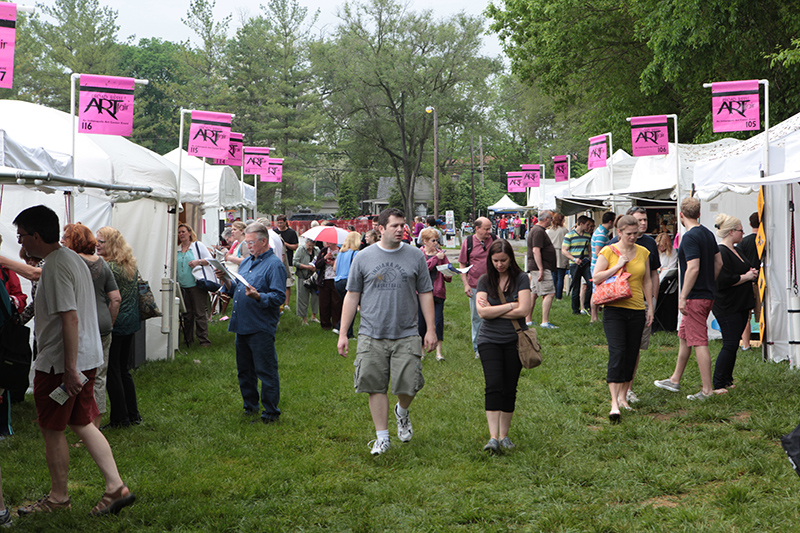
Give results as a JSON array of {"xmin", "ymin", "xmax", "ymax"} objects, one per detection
[
  {"xmin": 224, "ymin": 221, "xmax": 250, "ymax": 274},
  {"xmin": 546, "ymin": 213, "xmax": 569, "ymax": 300}
]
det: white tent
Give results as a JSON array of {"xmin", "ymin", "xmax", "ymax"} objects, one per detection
[
  {"xmin": 0, "ymin": 99, "xmax": 204, "ymax": 360},
  {"xmin": 488, "ymin": 194, "xmax": 524, "ymax": 212},
  {"xmin": 164, "ymin": 148, "xmax": 247, "ymax": 248},
  {"xmin": 691, "ymin": 112, "xmax": 800, "ymax": 365}
]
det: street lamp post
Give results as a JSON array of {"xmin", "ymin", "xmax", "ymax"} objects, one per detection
[{"xmin": 426, "ymin": 106, "xmax": 439, "ymax": 217}]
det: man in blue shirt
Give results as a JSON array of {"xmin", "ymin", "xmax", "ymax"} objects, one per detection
[{"xmin": 217, "ymin": 222, "xmax": 287, "ymax": 423}]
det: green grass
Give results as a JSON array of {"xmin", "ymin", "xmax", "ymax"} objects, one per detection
[{"xmin": 3, "ymin": 275, "xmax": 800, "ymax": 532}]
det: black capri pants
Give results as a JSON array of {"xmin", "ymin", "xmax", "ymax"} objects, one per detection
[
  {"xmin": 602, "ymin": 306, "xmax": 646, "ymax": 383},
  {"xmin": 478, "ymin": 340, "xmax": 523, "ymax": 412}
]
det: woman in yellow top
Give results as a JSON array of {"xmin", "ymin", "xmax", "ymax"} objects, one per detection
[{"xmin": 593, "ymin": 215, "xmax": 654, "ymax": 423}]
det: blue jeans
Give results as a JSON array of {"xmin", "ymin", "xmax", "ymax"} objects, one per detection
[
  {"xmin": 554, "ymin": 268, "xmax": 567, "ymax": 299},
  {"xmin": 713, "ymin": 310, "xmax": 748, "ymax": 389},
  {"xmin": 468, "ymin": 288, "xmax": 483, "ymax": 353},
  {"xmin": 235, "ymin": 331, "xmax": 281, "ymax": 420},
  {"xmin": 569, "ymin": 262, "xmax": 592, "ymax": 313}
]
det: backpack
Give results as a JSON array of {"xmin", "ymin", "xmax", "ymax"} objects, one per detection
[{"xmin": 465, "ymin": 234, "xmax": 496, "ymax": 264}]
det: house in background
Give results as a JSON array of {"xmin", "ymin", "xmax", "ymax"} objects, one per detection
[{"xmin": 363, "ymin": 176, "xmax": 434, "ymax": 216}]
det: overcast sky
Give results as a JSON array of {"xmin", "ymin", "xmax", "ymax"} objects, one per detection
[{"xmin": 97, "ymin": 0, "xmax": 505, "ymax": 59}]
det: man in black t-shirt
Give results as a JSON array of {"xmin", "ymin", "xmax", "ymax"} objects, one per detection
[
  {"xmin": 525, "ymin": 210, "xmax": 558, "ymax": 328},
  {"xmin": 654, "ymin": 198, "xmax": 721, "ymax": 401},
  {"xmin": 275, "ymin": 215, "xmax": 299, "ymax": 310}
]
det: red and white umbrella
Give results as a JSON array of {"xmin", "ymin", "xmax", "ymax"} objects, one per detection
[{"xmin": 301, "ymin": 225, "xmax": 351, "ymax": 244}]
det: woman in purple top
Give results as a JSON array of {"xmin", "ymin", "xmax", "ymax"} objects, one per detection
[
  {"xmin": 413, "ymin": 216, "xmax": 425, "ymax": 246},
  {"xmin": 417, "ymin": 228, "xmax": 451, "ymax": 361}
]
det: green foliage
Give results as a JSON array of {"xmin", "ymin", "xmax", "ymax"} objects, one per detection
[
  {"xmin": 179, "ymin": 0, "xmax": 231, "ymax": 111},
  {"xmin": 336, "ymin": 175, "xmax": 360, "ymax": 218},
  {"xmin": 312, "ymin": 0, "xmax": 501, "ymax": 218}
]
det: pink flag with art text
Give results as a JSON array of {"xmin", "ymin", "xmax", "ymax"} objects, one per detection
[
  {"xmin": 213, "ymin": 132, "xmax": 243, "ymax": 166},
  {"xmin": 78, "ymin": 75, "xmax": 136, "ymax": 136},
  {"xmin": 553, "ymin": 155, "xmax": 569, "ymax": 182},
  {"xmin": 243, "ymin": 147, "xmax": 270, "ymax": 175},
  {"xmin": 520, "ymin": 164, "xmax": 540, "ymax": 187},
  {"xmin": 188, "ymin": 111, "xmax": 232, "ymax": 158},
  {"xmin": 630, "ymin": 115, "xmax": 669, "ymax": 157},
  {"xmin": 0, "ymin": 3, "xmax": 17, "ymax": 89},
  {"xmin": 507, "ymin": 172, "xmax": 525, "ymax": 193},
  {"xmin": 261, "ymin": 158, "xmax": 283, "ymax": 182},
  {"xmin": 712, "ymin": 80, "xmax": 760, "ymax": 133},
  {"xmin": 588, "ymin": 135, "xmax": 608, "ymax": 169}
]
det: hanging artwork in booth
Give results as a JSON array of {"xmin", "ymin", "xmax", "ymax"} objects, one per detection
[
  {"xmin": 188, "ymin": 110, "xmax": 232, "ymax": 158},
  {"xmin": 711, "ymin": 80, "xmax": 760, "ymax": 133}
]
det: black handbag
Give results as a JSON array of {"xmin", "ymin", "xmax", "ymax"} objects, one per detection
[
  {"xmin": 781, "ymin": 420, "xmax": 800, "ymax": 479},
  {"xmin": 194, "ymin": 242, "xmax": 221, "ymax": 293},
  {"xmin": 0, "ymin": 299, "xmax": 32, "ymax": 391}
]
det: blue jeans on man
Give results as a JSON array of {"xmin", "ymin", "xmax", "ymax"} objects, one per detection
[
  {"xmin": 235, "ymin": 331, "xmax": 281, "ymax": 421},
  {"xmin": 569, "ymin": 262, "xmax": 592, "ymax": 314}
]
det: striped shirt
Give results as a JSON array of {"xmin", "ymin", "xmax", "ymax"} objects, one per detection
[
  {"xmin": 562, "ymin": 229, "xmax": 591, "ymax": 265},
  {"xmin": 591, "ymin": 225, "xmax": 610, "ymax": 271}
]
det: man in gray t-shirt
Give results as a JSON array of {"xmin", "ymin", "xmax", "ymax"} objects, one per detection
[{"xmin": 338, "ymin": 208, "xmax": 437, "ymax": 456}]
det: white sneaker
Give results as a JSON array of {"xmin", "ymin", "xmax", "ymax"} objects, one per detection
[
  {"xmin": 369, "ymin": 438, "xmax": 390, "ymax": 455},
  {"xmin": 626, "ymin": 390, "xmax": 640, "ymax": 403},
  {"xmin": 395, "ymin": 404, "xmax": 413, "ymax": 442}
]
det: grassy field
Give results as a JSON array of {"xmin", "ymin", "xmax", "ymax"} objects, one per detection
[{"xmin": 3, "ymin": 272, "xmax": 800, "ymax": 532}]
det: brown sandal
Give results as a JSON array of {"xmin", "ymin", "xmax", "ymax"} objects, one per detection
[
  {"xmin": 90, "ymin": 484, "xmax": 136, "ymax": 516},
  {"xmin": 17, "ymin": 495, "xmax": 72, "ymax": 515}
]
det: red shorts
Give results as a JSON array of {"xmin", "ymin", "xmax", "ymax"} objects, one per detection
[
  {"xmin": 678, "ymin": 299, "xmax": 714, "ymax": 347},
  {"xmin": 34, "ymin": 368, "xmax": 99, "ymax": 431}
]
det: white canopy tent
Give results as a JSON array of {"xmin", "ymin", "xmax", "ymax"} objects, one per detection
[
  {"xmin": 0, "ymin": 99, "xmax": 204, "ymax": 361},
  {"xmin": 488, "ymin": 194, "xmax": 525, "ymax": 213},
  {"xmin": 164, "ymin": 148, "xmax": 247, "ymax": 248}
]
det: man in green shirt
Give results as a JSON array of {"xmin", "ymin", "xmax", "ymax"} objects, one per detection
[{"xmin": 561, "ymin": 215, "xmax": 593, "ymax": 315}]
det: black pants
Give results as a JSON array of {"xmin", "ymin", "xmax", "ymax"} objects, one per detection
[
  {"xmin": 318, "ymin": 279, "xmax": 341, "ymax": 330},
  {"xmin": 334, "ymin": 279, "xmax": 354, "ymax": 338},
  {"xmin": 603, "ymin": 306, "xmax": 646, "ymax": 383},
  {"xmin": 570, "ymin": 263, "xmax": 592, "ymax": 313},
  {"xmin": 478, "ymin": 340, "xmax": 522, "ymax": 412},
  {"xmin": 107, "ymin": 332, "xmax": 140, "ymax": 425},
  {"xmin": 713, "ymin": 310, "xmax": 749, "ymax": 389}
]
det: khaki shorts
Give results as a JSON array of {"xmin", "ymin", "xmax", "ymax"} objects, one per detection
[
  {"xmin": 286, "ymin": 268, "xmax": 295, "ymax": 288},
  {"xmin": 354, "ymin": 335, "xmax": 425, "ymax": 396},
  {"xmin": 530, "ymin": 270, "xmax": 556, "ymax": 296}
]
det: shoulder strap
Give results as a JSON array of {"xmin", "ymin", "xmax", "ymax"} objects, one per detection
[
  {"xmin": 497, "ymin": 285, "xmax": 525, "ymax": 333},
  {"xmin": 466, "ymin": 235, "xmax": 474, "ymax": 264}
]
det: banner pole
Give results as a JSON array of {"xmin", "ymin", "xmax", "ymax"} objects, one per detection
[
  {"xmin": 567, "ymin": 156, "xmax": 572, "ymax": 196},
  {"xmin": 607, "ymin": 132, "xmax": 615, "ymax": 214}
]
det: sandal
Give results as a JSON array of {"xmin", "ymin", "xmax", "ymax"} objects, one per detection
[
  {"xmin": 90, "ymin": 484, "xmax": 136, "ymax": 516},
  {"xmin": 17, "ymin": 495, "xmax": 71, "ymax": 515}
]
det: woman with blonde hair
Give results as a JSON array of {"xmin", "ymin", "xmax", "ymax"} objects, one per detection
[
  {"xmin": 176, "ymin": 223, "xmax": 212, "ymax": 347},
  {"xmin": 96, "ymin": 226, "xmax": 143, "ymax": 428},
  {"xmin": 711, "ymin": 214, "xmax": 757, "ymax": 392},
  {"xmin": 224, "ymin": 221, "xmax": 250, "ymax": 274},
  {"xmin": 62, "ymin": 223, "xmax": 121, "ymax": 429},
  {"xmin": 546, "ymin": 213, "xmax": 569, "ymax": 299},
  {"xmin": 656, "ymin": 232, "xmax": 678, "ymax": 274},
  {"xmin": 333, "ymin": 231, "xmax": 361, "ymax": 338},
  {"xmin": 418, "ymin": 227, "xmax": 451, "ymax": 361}
]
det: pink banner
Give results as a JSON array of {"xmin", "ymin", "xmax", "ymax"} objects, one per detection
[
  {"xmin": 507, "ymin": 174, "xmax": 525, "ymax": 193},
  {"xmin": 78, "ymin": 75, "xmax": 136, "ymax": 136},
  {"xmin": 630, "ymin": 115, "xmax": 669, "ymax": 157},
  {"xmin": 711, "ymin": 80, "xmax": 760, "ymax": 133},
  {"xmin": 0, "ymin": 3, "xmax": 17, "ymax": 89},
  {"xmin": 188, "ymin": 110, "xmax": 232, "ymax": 158},
  {"xmin": 260, "ymin": 158, "xmax": 283, "ymax": 182},
  {"xmin": 553, "ymin": 155, "xmax": 569, "ymax": 182},
  {"xmin": 588, "ymin": 134, "xmax": 608, "ymax": 169},
  {"xmin": 519, "ymin": 164, "xmax": 540, "ymax": 187},
  {"xmin": 213, "ymin": 132, "xmax": 243, "ymax": 166},
  {"xmin": 243, "ymin": 146, "xmax": 270, "ymax": 175}
]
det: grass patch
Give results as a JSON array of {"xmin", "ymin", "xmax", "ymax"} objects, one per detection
[{"xmin": 3, "ymin": 279, "xmax": 800, "ymax": 531}]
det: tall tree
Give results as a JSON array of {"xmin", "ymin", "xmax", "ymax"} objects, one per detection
[
  {"xmin": 227, "ymin": 0, "xmax": 323, "ymax": 214},
  {"xmin": 180, "ymin": 0, "xmax": 231, "ymax": 111},
  {"xmin": 312, "ymin": 0, "xmax": 501, "ymax": 218}
]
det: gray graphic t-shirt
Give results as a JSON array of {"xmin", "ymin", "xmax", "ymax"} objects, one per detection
[{"xmin": 347, "ymin": 243, "xmax": 433, "ymax": 339}]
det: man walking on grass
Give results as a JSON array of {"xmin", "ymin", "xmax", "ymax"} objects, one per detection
[
  {"xmin": 654, "ymin": 197, "xmax": 721, "ymax": 400},
  {"xmin": 525, "ymin": 210, "xmax": 558, "ymax": 329},
  {"xmin": 14, "ymin": 205, "xmax": 135, "ymax": 517},
  {"xmin": 338, "ymin": 208, "xmax": 437, "ymax": 456},
  {"xmin": 458, "ymin": 217, "xmax": 495, "ymax": 358},
  {"xmin": 562, "ymin": 215, "xmax": 593, "ymax": 315}
]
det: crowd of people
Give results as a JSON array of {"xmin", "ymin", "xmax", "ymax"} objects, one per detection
[{"xmin": 0, "ymin": 199, "xmax": 762, "ymax": 524}]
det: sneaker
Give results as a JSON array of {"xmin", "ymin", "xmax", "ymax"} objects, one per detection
[
  {"xmin": 395, "ymin": 404, "xmax": 413, "ymax": 442},
  {"xmin": 436, "ymin": 354, "xmax": 445, "ymax": 361},
  {"xmin": 499, "ymin": 437, "xmax": 516, "ymax": 449},
  {"xmin": 475, "ymin": 351, "xmax": 481, "ymax": 359},
  {"xmin": 332, "ymin": 328, "xmax": 340, "ymax": 334},
  {"xmin": 687, "ymin": 391, "xmax": 710, "ymax": 401},
  {"xmin": 626, "ymin": 390, "xmax": 640, "ymax": 403},
  {"xmin": 17, "ymin": 495, "xmax": 72, "ymax": 515},
  {"xmin": 369, "ymin": 438, "xmax": 390, "ymax": 455},
  {"xmin": 580, "ymin": 309, "xmax": 589, "ymax": 316},
  {"xmin": 525, "ymin": 321, "xmax": 533, "ymax": 327},
  {"xmin": 540, "ymin": 322, "xmax": 559, "ymax": 329},
  {"xmin": 284, "ymin": 305, "xmax": 291, "ymax": 312},
  {"xmin": 654, "ymin": 379, "xmax": 680, "ymax": 392},
  {"xmin": 310, "ymin": 317, "xmax": 320, "ymax": 323},
  {"xmin": 0, "ymin": 509, "xmax": 11, "ymax": 527},
  {"xmin": 483, "ymin": 438, "xmax": 500, "ymax": 453}
]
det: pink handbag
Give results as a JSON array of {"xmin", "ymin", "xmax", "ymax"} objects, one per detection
[{"xmin": 591, "ymin": 246, "xmax": 632, "ymax": 305}]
